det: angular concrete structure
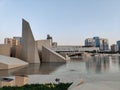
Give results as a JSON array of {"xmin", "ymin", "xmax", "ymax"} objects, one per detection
[
  {"xmin": 42, "ymin": 46, "xmax": 69, "ymax": 62},
  {"xmin": 0, "ymin": 78, "xmax": 15, "ymax": 87},
  {"xmin": 15, "ymin": 75, "xmax": 28, "ymax": 86},
  {"xmin": 22, "ymin": 19, "xmax": 40, "ymax": 63},
  {"xmin": 0, "ymin": 55, "xmax": 28, "ymax": 70}
]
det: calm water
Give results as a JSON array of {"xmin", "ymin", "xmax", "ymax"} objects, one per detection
[{"xmin": 0, "ymin": 56, "xmax": 120, "ymax": 77}]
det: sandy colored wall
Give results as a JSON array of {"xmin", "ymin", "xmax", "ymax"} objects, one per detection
[
  {"xmin": 36, "ymin": 39, "xmax": 51, "ymax": 59},
  {"xmin": 0, "ymin": 44, "xmax": 11, "ymax": 56},
  {"xmin": 42, "ymin": 46, "xmax": 67, "ymax": 63},
  {"xmin": 36, "ymin": 39, "xmax": 51, "ymax": 52},
  {"xmin": 22, "ymin": 19, "xmax": 40, "ymax": 63},
  {"xmin": 15, "ymin": 45, "xmax": 22, "ymax": 59},
  {"xmin": 0, "ymin": 63, "xmax": 8, "ymax": 69}
]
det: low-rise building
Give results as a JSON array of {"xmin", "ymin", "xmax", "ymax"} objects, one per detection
[{"xmin": 4, "ymin": 38, "xmax": 18, "ymax": 46}]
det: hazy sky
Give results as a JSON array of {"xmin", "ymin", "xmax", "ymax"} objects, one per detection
[{"xmin": 0, "ymin": 0, "xmax": 120, "ymax": 45}]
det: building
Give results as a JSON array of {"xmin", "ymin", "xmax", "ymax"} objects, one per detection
[
  {"xmin": 85, "ymin": 38, "xmax": 95, "ymax": 47},
  {"xmin": 93, "ymin": 37, "xmax": 100, "ymax": 47},
  {"xmin": 51, "ymin": 46, "xmax": 99, "ymax": 52},
  {"xmin": 102, "ymin": 39, "xmax": 109, "ymax": 51},
  {"xmin": 117, "ymin": 41, "xmax": 120, "ymax": 51},
  {"xmin": 99, "ymin": 38, "xmax": 109, "ymax": 51},
  {"xmin": 51, "ymin": 46, "xmax": 99, "ymax": 57},
  {"xmin": 52, "ymin": 42, "xmax": 57, "ymax": 48},
  {"xmin": 111, "ymin": 44, "xmax": 118, "ymax": 52},
  {"xmin": 84, "ymin": 37, "xmax": 109, "ymax": 51},
  {"xmin": 1, "ymin": 19, "xmax": 69, "ymax": 64},
  {"xmin": 13, "ymin": 37, "xmax": 22, "ymax": 45},
  {"xmin": 4, "ymin": 38, "xmax": 18, "ymax": 46},
  {"xmin": 21, "ymin": 19, "xmax": 67, "ymax": 63}
]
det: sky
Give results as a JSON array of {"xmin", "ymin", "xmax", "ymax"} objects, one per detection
[{"xmin": 0, "ymin": 0, "xmax": 120, "ymax": 45}]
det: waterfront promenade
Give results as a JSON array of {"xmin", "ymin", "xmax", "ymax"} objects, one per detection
[
  {"xmin": 1, "ymin": 55, "xmax": 120, "ymax": 90},
  {"xmin": 28, "ymin": 71, "xmax": 120, "ymax": 90}
]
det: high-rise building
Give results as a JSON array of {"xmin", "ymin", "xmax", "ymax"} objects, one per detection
[
  {"xmin": 4, "ymin": 38, "xmax": 18, "ymax": 46},
  {"xmin": 85, "ymin": 38, "xmax": 95, "ymax": 47},
  {"xmin": 13, "ymin": 37, "xmax": 22, "ymax": 45},
  {"xmin": 99, "ymin": 38, "xmax": 109, "ymax": 51},
  {"xmin": 117, "ymin": 41, "xmax": 120, "ymax": 51},
  {"xmin": 111, "ymin": 44, "xmax": 118, "ymax": 52},
  {"xmin": 85, "ymin": 37, "xmax": 109, "ymax": 51},
  {"xmin": 93, "ymin": 37, "xmax": 100, "ymax": 47}
]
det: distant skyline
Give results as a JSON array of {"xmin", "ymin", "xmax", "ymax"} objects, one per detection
[{"xmin": 0, "ymin": 0, "xmax": 120, "ymax": 45}]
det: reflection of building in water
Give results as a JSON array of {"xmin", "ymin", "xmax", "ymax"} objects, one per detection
[
  {"xmin": 85, "ymin": 56, "xmax": 110, "ymax": 73},
  {"xmin": 109, "ymin": 56, "xmax": 120, "ymax": 71},
  {"xmin": 119, "ymin": 56, "xmax": 120, "ymax": 66},
  {"xmin": 0, "ymin": 63, "xmax": 65, "ymax": 77}
]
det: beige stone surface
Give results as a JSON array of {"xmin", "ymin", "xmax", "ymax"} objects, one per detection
[
  {"xmin": 0, "ymin": 78, "xmax": 14, "ymax": 87},
  {"xmin": 15, "ymin": 75, "xmax": 28, "ymax": 86},
  {"xmin": 36, "ymin": 39, "xmax": 51, "ymax": 52},
  {"xmin": 0, "ymin": 44, "xmax": 11, "ymax": 56},
  {"xmin": 0, "ymin": 55, "xmax": 28, "ymax": 69},
  {"xmin": 11, "ymin": 45, "xmax": 22, "ymax": 59},
  {"xmin": 36, "ymin": 39, "xmax": 51, "ymax": 59},
  {"xmin": 42, "ymin": 46, "xmax": 68, "ymax": 62},
  {"xmin": 14, "ymin": 45, "xmax": 22, "ymax": 59},
  {"xmin": 22, "ymin": 19, "xmax": 40, "ymax": 63},
  {"xmin": 70, "ymin": 83, "xmax": 119, "ymax": 90}
]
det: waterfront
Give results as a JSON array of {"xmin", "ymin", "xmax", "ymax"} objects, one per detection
[
  {"xmin": 0, "ymin": 55, "xmax": 120, "ymax": 90},
  {"xmin": 0, "ymin": 56, "xmax": 120, "ymax": 77}
]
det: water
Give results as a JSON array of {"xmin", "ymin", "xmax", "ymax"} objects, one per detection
[{"xmin": 0, "ymin": 55, "xmax": 120, "ymax": 77}]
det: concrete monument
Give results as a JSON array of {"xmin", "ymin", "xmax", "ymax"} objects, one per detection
[{"xmin": 22, "ymin": 19, "xmax": 40, "ymax": 63}]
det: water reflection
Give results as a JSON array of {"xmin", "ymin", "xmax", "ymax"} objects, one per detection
[
  {"xmin": 0, "ymin": 56, "xmax": 120, "ymax": 77},
  {"xmin": 86, "ymin": 56, "xmax": 110, "ymax": 73},
  {"xmin": 85, "ymin": 56, "xmax": 120, "ymax": 73},
  {"xmin": 0, "ymin": 63, "xmax": 65, "ymax": 77}
]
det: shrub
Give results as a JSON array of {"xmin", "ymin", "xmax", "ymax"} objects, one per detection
[{"xmin": 0, "ymin": 83, "xmax": 72, "ymax": 90}]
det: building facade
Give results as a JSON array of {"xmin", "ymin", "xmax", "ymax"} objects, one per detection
[
  {"xmin": 117, "ymin": 41, "xmax": 120, "ymax": 51},
  {"xmin": 13, "ymin": 37, "xmax": 22, "ymax": 45},
  {"xmin": 85, "ymin": 37, "xmax": 109, "ymax": 51},
  {"xmin": 85, "ymin": 38, "xmax": 95, "ymax": 47},
  {"xmin": 100, "ymin": 38, "xmax": 109, "ymax": 51},
  {"xmin": 4, "ymin": 38, "xmax": 18, "ymax": 46},
  {"xmin": 111, "ymin": 44, "xmax": 118, "ymax": 52},
  {"xmin": 93, "ymin": 37, "xmax": 100, "ymax": 47}
]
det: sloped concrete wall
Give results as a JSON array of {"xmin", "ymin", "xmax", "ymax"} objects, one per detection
[
  {"xmin": 0, "ymin": 55, "xmax": 28, "ymax": 70},
  {"xmin": 22, "ymin": 19, "xmax": 40, "ymax": 63},
  {"xmin": 42, "ymin": 46, "xmax": 68, "ymax": 63}
]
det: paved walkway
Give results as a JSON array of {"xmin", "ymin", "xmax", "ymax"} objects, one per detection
[
  {"xmin": 71, "ymin": 81, "xmax": 120, "ymax": 90},
  {"xmin": 28, "ymin": 73, "xmax": 120, "ymax": 90}
]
